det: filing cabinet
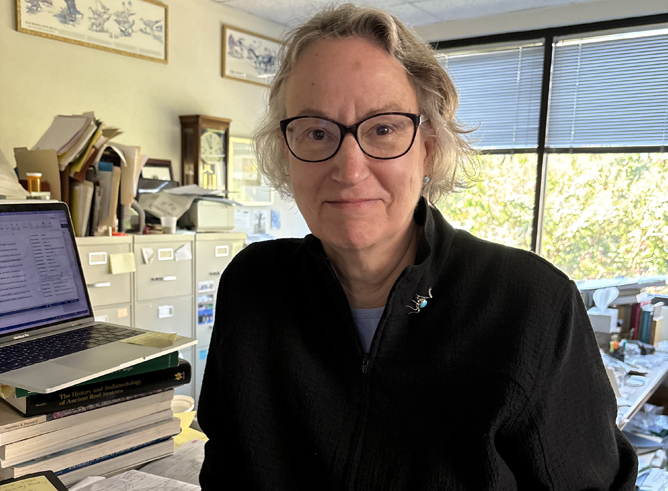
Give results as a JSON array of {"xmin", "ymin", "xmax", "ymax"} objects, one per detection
[
  {"xmin": 77, "ymin": 233, "xmax": 246, "ymax": 404},
  {"xmin": 133, "ymin": 236, "xmax": 194, "ymax": 302},
  {"xmin": 76, "ymin": 236, "xmax": 133, "ymax": 326},
  {"xmin": 92, "ymin": 305, "xmax": 133, "ymax": 327},
  {"xmin": 193, "ymin": 233, "xmax": 245, "ymax": 402},
  {"xmin": 133, "ymin": 295, "xmax": 194, "ymax": 339},
  {"xmin": 134, "ymin": 234, "xmax": 195, "ymax": 398}
]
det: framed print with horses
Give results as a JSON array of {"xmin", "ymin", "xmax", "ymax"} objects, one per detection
[{"xmin": 222, "ymin": 25, "xmax": 281, "ymax": 87}]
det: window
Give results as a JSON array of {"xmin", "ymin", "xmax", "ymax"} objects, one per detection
[
  {"xmin": 547, "ymin": 28, "xmax": 668, "ymax": 149},
  {"xmin": 542, "ymin": 153, "xmax": 668, "ymax": 279},
  {"xmin": 436, "ymin": 42, "xmax": 544, "ymax": 249},
  {"xmin": 438, "ymin": 43, "xmax": 544, "ymax": 151},
  {"xmin": 441, "ymin": 154, "xmax": 536, "ymax": 250},
  {"xmin": 433, "ymin": 16, "xmax": 668, "ymax": 279}
]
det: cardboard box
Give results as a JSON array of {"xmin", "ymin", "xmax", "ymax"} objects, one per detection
[{"xmin": 588, "ymin": 308, "xmax": 619, "ymax": 333}]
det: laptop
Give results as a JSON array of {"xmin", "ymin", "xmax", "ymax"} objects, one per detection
[{"xmin": 0, "ymin": 200, "xmax": 197, "ymax": 394}]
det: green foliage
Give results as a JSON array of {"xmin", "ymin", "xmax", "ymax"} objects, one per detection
[
  {"xmin": 438, "ymin": 154, "xmax": 536, "ymax": 250},
  {"xmin": 542, "ymin": 153, "xmax": 668, "ymax": 279},
  {"xmin": 437, "ymin": 153, "xmax": 668, "ymax": 280}
]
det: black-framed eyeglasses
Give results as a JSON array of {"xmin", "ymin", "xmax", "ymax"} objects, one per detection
[{"xmin": 279, "ymin": 112, "xmax": 423, "ymax": 163}]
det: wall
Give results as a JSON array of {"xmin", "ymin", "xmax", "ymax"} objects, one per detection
[
  {"xmin": 415, "ymin": 0, "xmax": 667, "ymax": 41},
  {"xmin": 0, "ymin": 0, "xmax": 310, "ymax": 239}
]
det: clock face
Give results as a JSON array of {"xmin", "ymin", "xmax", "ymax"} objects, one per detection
[
  {"xmin": 201, "ymin": 130, "xmax": 224, "ymax": 161},
  {"xmin": 200, "ymin": 129, "xmax": 225, "ymax": 190}
]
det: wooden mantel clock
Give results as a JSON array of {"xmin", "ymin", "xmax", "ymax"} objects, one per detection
[{"xmin": 179, "ymin": 115, "xmax": 232, "ymax": 191}]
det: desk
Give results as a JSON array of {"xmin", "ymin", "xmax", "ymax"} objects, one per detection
[{"xmin": 616, "ymin": 355, "xmax": 668, "ymax": 429}]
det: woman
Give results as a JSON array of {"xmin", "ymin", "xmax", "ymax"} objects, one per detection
[{"xmin": 198, "ymin": 4, "xmax": 637, "ymax": 490}]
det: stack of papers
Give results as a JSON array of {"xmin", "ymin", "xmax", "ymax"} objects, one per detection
[
  {"xmin": 32, "ymin": 114, "xmax": 96, "ymax": 171},
  {"xmin": 68, "ymin": 469, "xmax": 200, "ymax": 491},
  {"xmin": 29, "ymin": 112, "xmax": 123, "ymax": 177},
  {"xmin": 23, "ymin": 112, "xmax": 153, "ymax": 236}
]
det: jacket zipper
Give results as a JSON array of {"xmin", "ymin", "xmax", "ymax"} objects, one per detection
[
  {"xmin": 347, "ymin": 355, "xmax": 369, "ymax": 491},
  {"xmin": 324, "ymin": 257, "xmax": 402, "ymax": 489},
  {"xmin": 323, "ymin": 257, "xmax": 368, "ymax": 489}
]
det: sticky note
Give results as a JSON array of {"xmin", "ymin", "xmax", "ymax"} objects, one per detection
[
  {"xmin": 142, "ymin": 247, "xmax": 154, "ymax": 264},
  {"xmin": 109, "ymin": 252, "xmax": 136, "ymax": 274},
  {"xmin": 0, "ymin": 385, "xmax": 15, "ymax": 400},
  {"xmin": 175, "ymin": 243, "xmax": 192, "ymax": 262},
  {"xmin": 174, "ymin": 427, "xmax": 208, "ymax": 448},
  {"xmin": 117, "ymin": 307, "xmax": 128, "ymax": 319},
  {"xmin": 121, "ymin": 332, "xmax": 178, "ymax": 348}
]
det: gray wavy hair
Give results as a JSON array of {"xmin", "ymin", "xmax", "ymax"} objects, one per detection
[{"xmin": 252, "ymin": 3, "xmax": 475, "ymax": 203}]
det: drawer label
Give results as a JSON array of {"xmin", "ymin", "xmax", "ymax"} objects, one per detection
[
  {"xmin": 215, "ymin": 245, "xmax": 230, "ymax": 257},
  {"xmin": 158, "ymin": 305, "xmax": 174, "ymax": 318},
  {"xmin": 158, "ymin": 248, "xmax": 174, "ymax": 261},
  {"xmin": 88, "ymin": 251, "xmax": 107, "ymax": 265}
]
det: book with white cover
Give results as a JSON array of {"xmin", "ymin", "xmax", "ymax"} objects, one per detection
[
  {"xmin": 0, "ymin": 390, "xmax": 174, "ymax": 446},
  {"xmin": 1, "ymin": 408, "xmax": 173, "ymax": 465},
  {"xmin": 58, "ymin": 439, "xmax": 174, "ymax": 487},
  {"xmin": 0, "ymin": 418, "xmax": 180, "ymax": 479}
]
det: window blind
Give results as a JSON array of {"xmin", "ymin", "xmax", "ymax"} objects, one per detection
[
  {"xmin": 547, "ymin": 27, "xmax": 668, "ymax": 149},
  {"xmin": 437, "ymin": 43, "xmax": 544, "ymax": 151}
]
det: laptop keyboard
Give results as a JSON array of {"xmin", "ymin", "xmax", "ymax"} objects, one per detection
[{"xmin": 0, "ymin": 325, "xmax": 140, "ymax": 374}]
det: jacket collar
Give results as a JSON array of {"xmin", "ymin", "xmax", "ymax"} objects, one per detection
[
  {"xmin": 400, "ymin": 197, "xmax": 455, "ymax": 312},
  {"xmin": 301, "ymin": 196, "xmax": 455, "ymax": 310}
]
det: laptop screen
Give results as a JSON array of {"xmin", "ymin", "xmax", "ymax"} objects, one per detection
[{"xmin": 0, "ymin": 206, "xmax": 92, "ymax": 336}]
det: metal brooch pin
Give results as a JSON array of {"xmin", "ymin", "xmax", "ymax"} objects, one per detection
[{"xmin": 407, "ymin": 288, "xmax": 433, "ymax": 314}]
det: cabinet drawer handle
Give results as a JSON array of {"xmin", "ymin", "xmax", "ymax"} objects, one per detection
[
  {"xmin": 209, "ymin": 271, "xmax": 221, "ymax": 276},
  {"xmin": 152, "ymin": 276, "xmax": 177, "ymax": 281},
  {"xmin": 87, "ymin": 281, "xmax": 111, "ymax": 288}
]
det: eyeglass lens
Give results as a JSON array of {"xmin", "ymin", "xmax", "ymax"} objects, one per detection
[{"xmin": 284, "ymin": 114, "xmax": 417, "ymax": 162}]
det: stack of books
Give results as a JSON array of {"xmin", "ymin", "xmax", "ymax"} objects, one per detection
[{"xmin": 0, "ymin": 352, "xmax": 191, "ymax": 487}]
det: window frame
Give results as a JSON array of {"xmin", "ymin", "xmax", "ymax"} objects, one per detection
[{"xmin": 431, "ymin": 13, "xmax": 668, "ymax": 254}]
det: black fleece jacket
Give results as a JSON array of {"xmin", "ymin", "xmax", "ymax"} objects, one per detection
[{"xmin": 198, "ymin": 198, "xmax": 637, "ymax": 490}]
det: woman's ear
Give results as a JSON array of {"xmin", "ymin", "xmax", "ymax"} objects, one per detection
[
  {"xmin": 422, "ymin": 134, "xmax": 435, "ymax": 176},
  {"xmin": 278, "ymin": 128, "xmax": 289, "ymax": 161}
]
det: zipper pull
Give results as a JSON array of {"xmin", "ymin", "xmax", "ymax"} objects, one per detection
[{"xmin": 362, "ymin": 354, "xmax": 368, "ymax": 374}]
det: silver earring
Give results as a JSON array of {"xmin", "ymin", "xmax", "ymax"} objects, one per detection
[{"xmin": 423, "ymin": 176, "xmax": 430, "ymax": 184}]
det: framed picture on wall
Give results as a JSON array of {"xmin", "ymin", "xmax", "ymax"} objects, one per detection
[
  {"xmin": 222, "ymin": 25, "xmax": 281, "ymax": 87},
  {"xmin": 141, "ymin": 159, "xmax": 173, "ymax": 180},
  {"xmin": 15, "ymin": 0, "xmax": 168, "ymax": 63},
  {"xmin": 227, "ymin": 137, "xmax": 273, "ymax": 206}
]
